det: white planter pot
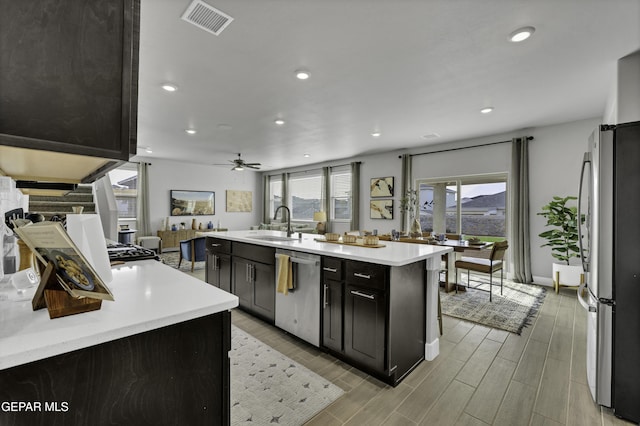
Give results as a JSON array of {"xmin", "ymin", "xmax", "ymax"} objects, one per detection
[{"xmin": 552, "ymin": 263, "xmax": 584, "ymax": 293}]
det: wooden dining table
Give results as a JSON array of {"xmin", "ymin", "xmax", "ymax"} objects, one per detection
[{"xmin": 379, "ymin": 236, "xmax": 493, "ymax": 292}]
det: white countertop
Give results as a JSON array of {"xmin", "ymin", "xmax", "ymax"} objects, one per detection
[
  {"xmin": 0, "ymin": 260, "xmax": 238, "ymax": 370},
  {"xmin": 198, "ymin": 230, "xmax": 453, "ymax": 266}
]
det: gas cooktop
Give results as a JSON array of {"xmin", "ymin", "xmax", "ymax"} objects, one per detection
[{"xmin": 107, "ymin": 243, "xmax": 159, "ymax": 263}]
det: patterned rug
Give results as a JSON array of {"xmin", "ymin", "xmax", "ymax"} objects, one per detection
[
  {"xmin": 440, "ymin": 275, "xmax": 547, "ymax": 335},
  {"xmin": 231, "ymin": 326, "xmax": 343, "ymax": 425},
  {"xmin": 158, "ymin": 251, "xmax": 205, "ymax": 271}
]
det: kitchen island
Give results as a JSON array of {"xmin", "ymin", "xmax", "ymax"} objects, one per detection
[
  {"xmin": 200, "ymin": 229, "xmax": 452, "ymax": 385},
  {"xmin": 0, "ymin": 260, "xmax": 238, "ymax": 426}
]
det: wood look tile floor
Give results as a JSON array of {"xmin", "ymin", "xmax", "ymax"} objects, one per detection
[{"xmin": 188, "ymin": 270, "xmax": 633, "ymax": 425}]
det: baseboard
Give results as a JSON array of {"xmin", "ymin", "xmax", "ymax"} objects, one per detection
[{"xmin": 425, "ymin": 338, "xmax": 439, "ymax": 361}]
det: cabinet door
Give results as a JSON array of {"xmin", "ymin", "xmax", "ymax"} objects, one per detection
[
  {"xmin": 232, "ymin": 258, "xmax": 253, "ymax": 311},
  {"xmin": 322, "ymin": 279, "xmax": 343, "ymax": 352},
  {"xmin": 0, "ymin": 0, "xmax": 139, "ymax": 161},
  {"xmin": 344, "ymin": 285, "xmax": 386, "ymax": 372},
  {"xmin": 206, "ymin": 252, "xmax": 217, "ymax": 287},
  {"xmin": 251, "ymin": 262, "xmax": 275, "ymax": 322},
  {"xmin": 218, "ymin": 254, "xmax": 232, "ymax": 293}
]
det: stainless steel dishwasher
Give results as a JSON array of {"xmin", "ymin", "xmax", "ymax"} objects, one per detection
[{"xmin": 275, "ymin": 249, "xmax": 321, "ymax": 347}]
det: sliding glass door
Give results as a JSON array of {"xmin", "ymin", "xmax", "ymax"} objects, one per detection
[{"xmin": 417, "ymin": 174, "xmax": 507, "ymax": 240}]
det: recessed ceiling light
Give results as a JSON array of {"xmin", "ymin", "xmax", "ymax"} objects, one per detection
[
  {"xmin": 371, "ymin": 132, "xmax": 381, "ymax": 138},
  {"xmin": 161, "ymin": 83, "xmax": 178, "ymax": 92},
  {"xmin": 422, "ymin": 133, "xmax": 440, "ymax": 139},
  {"xmin": 185, "ymin": 129, "xmax": 197, "ymax": 135},
  {"xmin": 274, "ymin": 119, "xmax": 285, "ymax": 126},
  {"xmin": 509, "ymin": 26, "xmax": 535, "ymax": 42},
  {"xmin": 480, "ymin": 107, "xmax": 494, "ymax": 114},
  {"xmin": 295, "ymin": 69, "xmax": 310, "ymax": 80},
  {"xmin": 303, "ymin": 153, "xmax": 310, "ymax": 158}
]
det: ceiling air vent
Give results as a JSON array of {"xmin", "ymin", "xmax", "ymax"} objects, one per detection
[{"xmin": 181, "ymin": 0, "xmax": 234, "ymax": 36}]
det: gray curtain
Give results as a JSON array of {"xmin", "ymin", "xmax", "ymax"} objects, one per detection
[
  {"xmin": 350, "ymin": 162, "xmax": 360, "ymax": 231},
  {"xmin": 400, "ymin": 153, "xmax": 412, "ymax": 231},
  {"xmin": 322, "ymin": 167, "xmax": 331, "ymax": 232},
  {"xmin": 262, "ymin": 175, "xmax": 270, "ymax": 223},
  {"xmin": 136, "ymin": 162, "xmax": 151, "ymax": 237},
  {"xmin": 282, "ymin": 173, "xmax": 289, "ymax": 210},
  {"xmin": 511, "ymin": 137, "xmax": 533, "ymax": 283}
]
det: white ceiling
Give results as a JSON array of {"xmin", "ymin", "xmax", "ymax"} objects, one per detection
[{"xmin": 136, "ymin": 0, "xmax": 640, "ymax": 171}]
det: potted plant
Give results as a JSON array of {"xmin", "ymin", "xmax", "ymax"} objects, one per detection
[{"xmin": 537, "ymin": 195, "xmax": 584, "ymax": 292}]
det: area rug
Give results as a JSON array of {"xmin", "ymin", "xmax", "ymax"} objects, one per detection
[
  {"xmin": 158, "ymin": 251, "xmax": 205, "ymax": 271},
  {"xmin": 231, "ymin": 326, "xmax": 343, "ymax": 425},
  {"xmin": 440, "ymin": 276, "xmax": 547, "ymax": 335}
]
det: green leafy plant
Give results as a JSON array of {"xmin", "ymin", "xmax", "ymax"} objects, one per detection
[{"xmin": 537, "ymin": 196, "xmax": 582, "ymax": 265}]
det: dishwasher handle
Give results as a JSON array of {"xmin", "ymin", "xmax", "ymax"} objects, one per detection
[{"xmin": 275, "ymin": 255, "xmax": 319, "ymax": 266}]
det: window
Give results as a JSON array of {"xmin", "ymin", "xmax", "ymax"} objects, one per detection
[
  {"xmin": 266, "ymin": 166, "xmax": 353, "ymax": 223},
  {"xmin": 108, "ymin": 165, "xmax": 138, "ymax": 219},
  {"xmin": 330, "ymin": 166, "xmax": 351, "ymax": 221},
  {"xmin": 268, "ymin": 175, "xmax": 282, "ymax": 218},
  {"xmin": 287, "ymin": 171, "xmax": 322, "ymax": 221},
  {"xmin": 417, "ymin": 174, "xmax": 507, "ymax": 239}
]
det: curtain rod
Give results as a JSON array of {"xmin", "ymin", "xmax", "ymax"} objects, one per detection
[{"xmin": 405, "ymin": 136, "xmax": 533, "ymax": 159}]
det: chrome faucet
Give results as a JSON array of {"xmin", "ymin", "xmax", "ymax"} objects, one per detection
[{"xmin": 274, "ymin": 205, "xmax": 293, "ymax": 237}]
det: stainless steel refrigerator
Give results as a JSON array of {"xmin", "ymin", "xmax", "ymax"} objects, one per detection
[{"xmin": 577, "ymin": 121, "xmax": 640, "ymax": 423}]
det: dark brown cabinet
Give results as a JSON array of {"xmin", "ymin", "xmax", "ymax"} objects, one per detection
[
  {"xmin": 344, "ymin": 261, "xmax": 387, "ymax": 373},
  {"xmin": 0, "ymin": 0, "xmax": 140, "ymax": 183},
  {"xmin": 0, "ymin": 311, "xmax": 232, "ymax": 426},
  {"xmin": 321, "ymin": 257, "xmax": 426, "ymax": 386},
  {"xmin": 232, "ymin": 243, "xmax": 276, "ymax": 323},
  {"xmin": 344, "ymin": 284, "xmax": 386, "ymax": 372},
  {"xmin": 322, "ymin": 257, "xmax": 344, "ymax": 353},
  {"xmin": 206, "ymin": 237, "xmax": 231, "ymax": 292}
]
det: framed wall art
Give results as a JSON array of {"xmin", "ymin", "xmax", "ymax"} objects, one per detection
[
  {"xmin": 370, "ymin": 176, "xmax": 394, "ymax": 197},
  {"xmin": 370, "ymin": 199, "xmax": 394, "ymax": 219},
  {"xmin": 170, "ymin": 190, "xmax": 215, "ymax": 216},
  {"xmin": 226, "ymin": 190, "xmax": 253, "ymax": 212}
]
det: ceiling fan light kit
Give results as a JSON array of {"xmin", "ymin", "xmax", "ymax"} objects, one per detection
[{"xmin": 214, "ymin": 153, "xmax": 261, "ymax": 171}]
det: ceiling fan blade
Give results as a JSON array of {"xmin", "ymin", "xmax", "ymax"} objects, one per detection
[
  {"xmin": 244, "ymin": 163, "xmax": 261, "ymax": 166},
  {"xmin": 245, "ymin": 164, "xmax": 260, "ymax": 169}
]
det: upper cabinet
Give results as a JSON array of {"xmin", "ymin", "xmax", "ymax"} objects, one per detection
[{"xmin": 0, "ymin": 0, "xmax": 140, "ymax": 183}]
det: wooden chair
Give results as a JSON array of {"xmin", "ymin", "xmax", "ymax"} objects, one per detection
[
  {"xmin": 178, "ymin": 237, "xmax": 206, "ymax": 272},
  {"xmin": 454, "ymin": 241, "xmax": 509, "ymax": 302}
]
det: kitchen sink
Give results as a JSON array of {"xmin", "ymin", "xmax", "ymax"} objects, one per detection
[{"xmin": 247, "ymin": 235, "xmax": 299, "ymax": 242}]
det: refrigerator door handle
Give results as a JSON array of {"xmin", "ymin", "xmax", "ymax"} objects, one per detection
[
  {"xmin": 577, "ymin": 282, "xmax": 597, "ymax": 312},
  {"xmin": 577, "ymin": 152, "xmax": 591, "ymax": 272}
]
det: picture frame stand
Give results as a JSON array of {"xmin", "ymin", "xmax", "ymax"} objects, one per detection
[{"xmin": 32, "ymin": 260, "xmax": 102, "ymax": 319}]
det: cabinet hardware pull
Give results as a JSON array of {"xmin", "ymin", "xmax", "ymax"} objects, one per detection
[
  {"xmin": 350, "ymin": 290, "xmax": 375, "ymax": 300},
  {"xmin": 323, "ymin": 284, "xmax": 329, "ymax": 308},
  {"xmin": 353, "ymin": 272, "xmax": 371, "ymax": 279},
  {"xmin": 210, "ymin": 243, "xmax": 221, "ymax": 247},
  {"xmin": 212, "ymin": 254, "xmax": 218, "ymax": 270},
  {"xmin": 323, "ymin": 267, "xmax": 337, "ymax": 273}
]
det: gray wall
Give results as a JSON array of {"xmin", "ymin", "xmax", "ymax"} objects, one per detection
[{"xmin": 136, "ymin": 157, "xmax": 263, "ymax": 235}]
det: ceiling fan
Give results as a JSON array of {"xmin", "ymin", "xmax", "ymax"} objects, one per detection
[{"xmin": 215, "ymin": 153, "xmax": 261, "ymax": 171}]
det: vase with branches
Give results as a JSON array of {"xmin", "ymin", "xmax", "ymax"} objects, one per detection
[{"xmin": 400, "ymin": 189, "xmax": 421, "ymax": 237}]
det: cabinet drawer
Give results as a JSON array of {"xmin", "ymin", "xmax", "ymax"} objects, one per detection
[
  {"xmin": 232, "ymin": 242, "xmax": 275, "ymax": 265},
  {"xmin": 206, "ymin": 237, "xmax": 231, "ymax": 254},
  {"xmin": 322, "ymin": 257, "xmax": 343, "ymax": 279},
  {"xmin": 345, "ymin": 261, "xmax": 387, "ymax": 291}
]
